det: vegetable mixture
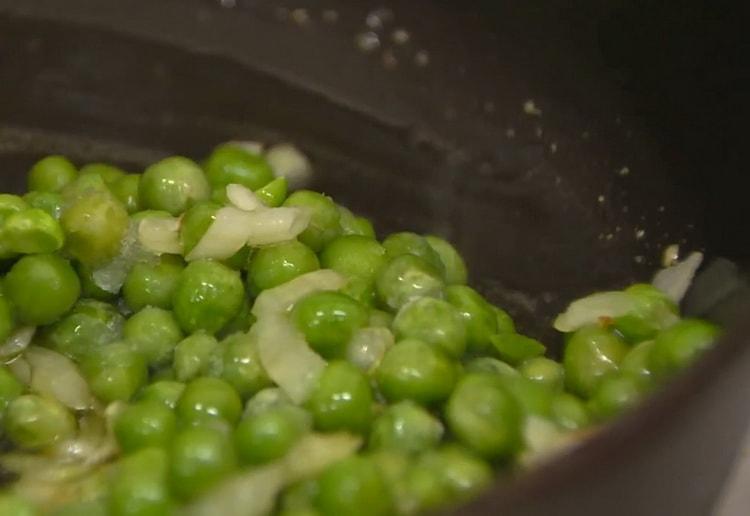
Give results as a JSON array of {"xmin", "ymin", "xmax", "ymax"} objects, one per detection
[{"xmin": 0, "ymin": 143, "xmax": 720, "ymax": 516}]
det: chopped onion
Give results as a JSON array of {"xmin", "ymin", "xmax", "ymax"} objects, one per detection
[
  {"xmin": 226, "ymin": 183, "xmax": 265, "ymax": 212},
  {"xmin": 519, "ymin": 416, "xmax": 571, "ymax": 467},
  {"xmin": 252, "ymin": 269, "xmax": 347, "ymax": 319},
  {"xmin": 25, "ymin": 346, "xmax": 96, "ymax": 410},
  {"xmin": 243, "ymin": 387, "xmax": 293, "ymax": 419},
  {"xmin": 186, "ymin": 207, "xmax": 254, "ymax": 261},
  {"xmin": 0, "ymin": 326, "xmax": 35, "ymax": 363},
  {"xmin": 553, "ymin": 291, "xmax": 638, "ymax": 332},
  {"xmin": 8, "ymin": 355, "xmax": 31, "ymax": 384},
  {"xmin": 243, "ymin": 207, "xmax": 311, "ymax": 247},
  {"xmin": 652, "ymin": 251, "xmax": 704, "ymax": 304},
  {"xmin": 347, "ymin": 327, "xmax": 394, "ymax": 372},
  {"xmin": 266, "ymin": 143, "xmax": 312, "ymax": 188},
  {"xmin": 93, "ymin": 222, "xmax": 156, "ymax": 293},
  {"xmin": 138, "ymin": 215, "xmax": 182, "ymax": 255},
  {"xmin": 283, "ymin": 432, "xmax": 362, "ymax": 483},
  {"xmin": 226, "ymin": 140, "xmax": 264, "ymax": 155}
]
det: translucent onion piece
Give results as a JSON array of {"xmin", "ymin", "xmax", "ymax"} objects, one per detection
[
  {"xmin": 519, "ymin": 416, "xmax": 582, "ymax": 468},
  {"xmin": 283, "ymin": 432, "xmax": 362, "ymax": 483},
  {"xmin": 0, "ymin": 326, "xmax": 35, "ymax": 363},
  {"xmin": 138, "ymin": 215, "xmax": 182, "ymax": 255},
  {"xmin": 186, "ymin": 207, "xmax": 253, "ymax": 261},
  {"xmin": 347, "ymin": 327, "xmax": 395, "ymax": 372},
  {"xmin": 553, "ymin": 291, "xmax": 638, "ymax": 332},
  {"xmin": 8, "ymin": 355, "xmax": 31, "ymax": 384},
  {"xmin": 252, "ymin": 269, "xmax": 347, "ymax": 319},
  {"xmin": 265, "ymin": 143, "xmax": 312, "ymax": 188},
  {"xmin": 226, "ymin": 183, "xmax": 265, "ymax": 212},
  {"xmin": 25, "ymin": 346, "xmax": 96, "ymax": 410},
  {"xmin": 652, "ymin": 251, "xmax": 704, "ymax": 304},
  {"xmin": 93, "ymin": 222, "xmax": 156, "ymax": 293},
  {"xmin": 226, "ymin": 140, "xmax": 264, "ymax": 156},
  {"xmin": 243, "ymin": 387, "xmax": 293, "ymax": 419},
  {"xmin": 243, "ymin": 207, "xmax": 311, "ymax": 247}
]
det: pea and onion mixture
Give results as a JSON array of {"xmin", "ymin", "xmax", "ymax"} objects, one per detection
[{"xmin": 0, "ymin": 144, "xmax": 719, "ymax": 515}]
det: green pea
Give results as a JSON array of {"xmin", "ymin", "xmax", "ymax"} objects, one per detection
[
  {"xmin": 315, "ymin": 456, "xmax": 393, "ymax": 516},
  {"xmin": 114, "ymin": 400, "xmax": 177, "ymax": 453},
  {"xmin": 500, "ymin": 374, "xmax": 555, "ymax": 417},
  {"xmin": 177, "ymin": 377, "xmax": 242, "ymax": 425},
  {"xmin": 4, "ymin": 394, "xmax": 76, "ymax": 450},
  {"xmin": 445, "ymin": 373, "xmax": 523, "ymax": 459},
  {"xmin": 173, "ymin": 260, "xmax": 244, "ymax": 335},
  {"xmin": 204, "ymin": 144, "xmax": 274, "ymax": 192},
  {"xmin": 4, "ymin": 253, "xmax": 81, "ymax": 325},
  {"xmin": 28, "ymin": 155, "xmax": 77, "ymax": 192},
  {"xmin": 44, "ymin": 299, "xmax": 124, "ymax": 361},
  {"xmin": 445, "ymin": 286, "xmax": 497, "ymax": 354},
  {"xmin": 140, "ymin": 157, "xmax": 210, "ymax": 216},
  {"xmin": 0, "ymin": 492, "xmax": 38, "ymax": 516},
  {"xmin": 79, "ymin": 163, "xmax": 126, "ymax": 184},
  {"xmin": 550, "ymin": 392, "xmax": 590, "ymax": 431},
  {"xmin": 493, "ymin": 306, "xmax": 517, "ymax": 334},
  {"xmin": 279, "ymin": 479, "xmax": 320, "ymax": 515},
  {"xmin": 369, "ymin": 400, "xmax": 443, "ymax": 454},
  {"xmin": 179, "ymin": 201, "xmax": 220, "ymax": 255},
  {"xmin": 222, "ymin": 245, "xmax": 251, "ymax": 271},
  {"xmin": 110, "ymin": 174, "xmax": 142, "ymax": 214},
  {"xmin": 138, "ymin": 381, "xmax": 185, "ymax": 410},
  {"xmin": 283, "ymin": 190, "xmax": 341, "ymax": 251},
  {"xmin": 375, "ymin": 254, "xmax": 445, "ymax": 311},
  {"xmin": 376, "ymin": 339, "xmax": 457, "ymax": 405},
  {"xmin": 61, "ymin": 190, "xmax": 129, "ymax": 266},
  {"xmin": 368, "ymin": 309, "xmax": 393, "ymax": 329},
  {"xmin": 1, "ymin": 208, "xmax": 64, "ymax": 254},
  {"xmin": 464, "ymin": 357, "xmax": 520, "ymax": 378},
  {"xmin": 124, "ymin": 306, "xmax": 183, "ymax": 367},
  {"xmin": 173, "ymin": 332, "xmax": 219, "ymax": 382},
  {"xmin": 110, "ymin": 447, "xmax": 174, "ymax": 516},
  {"xmin": 217, "ymin": 297, "xmax": 256, "ymax": 338},
  {"xmin": 255, "ymin": 176, "xmax": 288, "ymax": 207},
  {"xmin": 234, "ymin": 406, "xmax": 309, "ymax": 465},
  {"xmin": 338, "ymin": 205, "xmax": 376, "ymax": 238},
  {"xmin": 649, "ymin": 319, "xmax": 720, "ymax": 379},
  {"xmin": 519, "ymin": 357, "xmax": 565, "ymax": 390},
  {"xmin": 246, "ymin": 240, "xmax": 319, "ymax": 296},
  {"xmin": 563, "ymin": 326, "xmax": 628, "ymax": 398},
  {"xmin": 392, "ymin": 297, "xmax": 467, "ymax": 358},
  {"xmin": 425, "ymin": 235, "xmax": 468, "ymax": 286},
  {"xmin": 0, "ymin": 366, "xmax": 24, "ymax": 424},
  {"xmin": 308, "ymin": 361, "xmax": 373, "ymax": 433},
  {"xmin": 320, "ymin": 235, "xmax": 386, "ymax": 282},
  {"xmin": 76, "ymin": 262, "xmax": 117, "ymax": 300},
  {"xmin": 491, "ymin": 333, "xmax": 546, "ymax": 366},
  {"xmin": 614, "ymin": 284, "xmax": 678, "ymax": 343},
  {"xmin": 81, "ymin": 342, "xmax": 148, "ymax": 402},
  {"xmin": 292, "ymin": 291, "xmax": 368, "ymax": 359},
  {"xmin": 123, "ymin": 255, "xmax": 184, "ymax": 311},
  {"xmin": 588, "ymin": 373, "xmax": 647, "ymax": 421},
  {"xmin": 0, "ymin": 296, "xmax": 15, "ymax": 345},
  {"xmin": 60, "ymin": 173, "xmax": 110, "ymax": 202},
  {"xmin": 621, "ymin": 339, "xmax": 656, "ymax": 386},
  {"xmin": 23, "ymin": 191, "xmax": 64, "ymax": 219},
  {"xmin": 220, "ymin": 332, "xmax": 271, "ymax": 399},
  {"xmin": 169, "ymin": 426, "xmax": 237, "ymax": 500},
  {"xmin": 0, "ymin": 194, "xmax": 29, "ymax": 222},
  {"xmin": 382, "ymin": 232, "xmax": 445, "ymax": 275}
]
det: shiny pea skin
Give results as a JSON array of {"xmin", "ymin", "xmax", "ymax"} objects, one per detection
[
  {"xmin": 123, "ymin": 255, "xmax": 184, "ymax": 311},
  {"xmin": 369, "ymin": 400, "xmax": 444, "ymax": 454},
  {"xmin": 173, "ymin": 332, "xmax": 220, "ymax": 382},
  {"xmin": 315, "ymin": 456, "xmax": 393, "ymax": 516},
  {"xmin": 425, "ymin": 235, "xmax": 468, "ymax": 285},
  {"xmin": 169, "ymin": 426, "xmax": 237, "ymax": 500},
  {"xmin": 44, "ymin": 299, "xmax": 124, "ymax": 361},
  {"xmin": 176, "ymin": 376, "xmax": 242, "ymax": 425},
  {"xmin": 283, "ymin": 190, "xmax": 341, "ymax": 252},
  {"xmin": 139, "ymin": 156, "xmax": 211, "ymax": 216},
  {"xmin": 382, "ymin": 232, "xmax": 445, "ymax": 275},
  {"xmin": 563, "ymin": 326, "xmax": 628, "ymax": 398},
  {"xmin": 28, "ymin": 155, "xmax": 77, "ymax": 192},
  {"xmin": 648, "ymin": 319, "xmax": 720, "ymax": 379},
  {"xmin": 203, "ymin": 144, "xmax": 274, "ymax": 192},
  {"xmin": 246, "ymin": 240, "xmax": 319, "ymax": 296},
  {"xmin": 375, "ymin": 254, "xmax": 445, "ymax": 311},
  {"xmin": 110, "ymin": 447, "xmax": 174, "ymax": 516},
  {"xmin": 124, "ymin": 306, "xmax": 184, "ymax": 367},
  {"xmin": 114, "ymin": 400, "xmax": 177, "ymax": 453},
  {"xmin": 81, "ymin": 342, "xmax": 148, "ymax": 402},
  {"xmin": 519, "ymin": 356, "xmax": 565, "ymax": 391},
  {"xmin": 137, "ymin": 381, "xmax": 186, "ymax": 410},
  {"xmin": 392, "ymin": 297, "xmax": 467, "ymax": 358},
  {"xmin": 308, "ymin": 361, "xmax": 373, "ymax": 433},
  {"xmin": 445, "ymin": 285, "xmax": 497, "ymax": 354},
  {"xmin": 220, "ymin": 332, "xmax": 272, "ymax": 399},
  {"xmin": 234, "ymin": 406, "xmax": 309, "ymax": 465},
  {"xmin": 4, "ymin": 394, "xmax": 76, "ymax": 450}
]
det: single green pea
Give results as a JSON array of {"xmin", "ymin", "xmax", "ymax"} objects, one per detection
[
  {"xmin": 4, "ymin": 394, "xmax": 76, "ymax": 450},
  {"xmin": 563, "ymin": 325, "xmax": 628, "ymax": 398},
  {"xmin": 28, "ymin": 155, "xmax": 77, "ymax": 192},
  {"xmin": 140, "ymin": 157, "xmax": 210, "ymax": 216},
  {"xmin": 464, "ymin": 356, "xmax": 520, "ymax": 378},
  {"xmin": 550, "ymin": 392, "xmax": 590, "ymax": 431},
  {"xmin": 138, "ymin": 381, "xmax": 185, "ymax": 410},
  {"xmin": 649, "ymin": 319, "xmax": 720, "ymax": 379},
  {"xmin": 246, "ymin": 240, "xmax": 319, "ymax": 296},
  {"xmin": 81, "ymin": 342, "xmax": 148, "ymax": 402},
  {"xmin": 176, "ymin": 377, "xmax": 242, "ymax": 425},
  {"xmin": 519, "ymin": 357, "xmax": 565, "ymax": 390},
  {"xmin": 173, "ymin": 260, "xmax": 245, "ymax": 335},
  {"xmin": 283, "ymin": 190, "xmax": 341, "ymax": 251},
  {"xmin": 255, "ymin": 176, "xmax": 288, "ymax": 207},
  {"xmin": 23, "ymin": 191, "xmax": 64, "ymax": 219},
  {"xmin": 445, "ymin": 286, "xmax": 497, "ymax": 355},
  {"xmin": 308, "ymin": 361, "xmax": 373, "ymax": 433},
  {"xmin": 445, "ymin": 373, "xmax": 523, "ymax": 459},
  {"xmin": 368, "ymin": 309, "xmax": 393, "ymax": 329},
  {"xmin": 4, "ymin": 253, "xmax": 81, "ymax": 325},
  {"xmin": 0, "ymin": 194, "xmax": 29, "ymax": 220},
  {"xmin": 114, "ymin": 400, "xmax": 177, "ymax": 453},
  {"xmin": 110, "ymin": 447, "xmax": 174, "ymax": 516},
  {"xmin": 292, "ymin": 291, "xmax": 369, "ymax": 359},
  {"xmin": 179, "ymin": 201, "xmax": 220, "ymax": 255},
  {"xmin": 369, "ymin": 400, "xmax": 443, "ymax": 454},
  {"xmin": 1, "ymin": 208, "xmax": 64, "ymax": 254},
  {"xmin": 123, "ymin": 255, "xmax": 184, "ymax": 311},
  {"xmin": 61, "ymin": 190, "xmax": 129, "ymax": 266},
  {"xmin": 392, "ymin": 297, "xmax": 467, "ymax": 359},
  {"xmin": 173, "ymin": 332, "xmax": 219, "ymax": 382},
  {"xmin": 76, "ymin": 262, "xmax": 117, "ymax": 300},
  {"xmin": 204, "ymin": 144, "xmax": 274, "ymax": 192},
  {"xmin": 382, "ymin": 232, "xmax": 445, "ymax": 276},
  {"xmin": 491, "ymin": 333, "xmax": 546, "ymax": 366},
  {"xmin": 124, "ymin": 306, "xmax": 183, "ymax": 367},
  {"xmin": 0, "ymin": 492, "xmax": 38, "ymax": 516},
  {"xmin": 0, "ymin": 296, "xmax": 15, "ymax": 345},
  {"xmin": 500, "ymin": 374, "xmax": 555, "ymax": 417},
  {"xmin": 614, "ymin": 284, "xmax": 679, "ymax": 343},
  {"xmin": 338, "ymin": 205, "xmax": 376, "ymax": 238},
  {"xmin": 588, "ymin": 373, "xmax": 647, "ymax": 421},
  {"xmin": 44, "ymin": 299, "xmax": 124, "ymax": 361},
  {"xmin": 493, "ymin": 306, "xmax": 517, "ymax": 334},
  {"xmin": 375, "ymin": 254, "xmax": 445, "ymax": 311},
  {"xmin": 0, "ymin": 366, "xmax": 24, "ymax": 423},
  {"xmin": 169, "ymin": 426, "xmax": 237, "ymax": 500},
  {"xmin": 110, "ymin": 174, "xmax": 142, "ymax": 214},
  {"xmin": 621, "ymin": 339, "xmax": 656, "ymax": 386},
  {"xmin": 220, "ymin": 332, "xmax": 272, "ymax": 399},
  {"xmin": 234, "ymin": 406, "xmax": 309, "ymax": 465},
  {"xmin": 376, "ymin": 339, "xmax": 457, "ymax": 405},
  {"xmin": 79, "ymin": 163, "xmax": 126, "ymax": 184},
  {"xmin": 315, "ymin": 456, "xmax": 393, "ymax": 516},
  {"xmin": 320, "ymin": 235, "xmax": 386, "ymax": 282},
  {"xmin": 425, "ymin": 235, "xmax": 468, "ymax": 286}
]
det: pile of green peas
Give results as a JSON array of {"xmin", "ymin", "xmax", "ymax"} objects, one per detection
[{"xmin": 0, "ymin": 145, "xmax": 720, "ymax": 516}]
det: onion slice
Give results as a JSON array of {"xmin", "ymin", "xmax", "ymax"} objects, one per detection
[
  {"xmin": 186, "ymin": 207, "xmax": 253, "ymax": 261},
  {"xmin": 284, "ymin": 432, "xmax": 362, "ymax": 483},
  {"xmin": 652, "ymin": 251, "xmax": 704, "ymax": 304},
  {"xmin": 138, "ymin": 216, "xmax": 182, "ymax": 255},
  {"xmin": 243, "ymin": 207, "xmax": 310, "ymax": 247},
  {"xmin": 0, "ymin": 326, "xmax": 35, "ymax": 362},
  {"xmin": 553, "ymin": 291, "xmax": 638, "ymax": 333},
  {"xmin": 25, "ymin": 346, "xmax": 96, "ymax": 410},
  {"xmin": 226, "ymin": 183, "xmax": 265, "ymax": 212},
  {"xmin": 252, "ymin": 269, "xmax": 347, "ymax": 319},
  {"xmin": 266, "ymin": 143, "xmax": 312, "ymax": 188}
]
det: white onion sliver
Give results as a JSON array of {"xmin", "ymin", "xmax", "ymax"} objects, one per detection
[
  {"xmin": 519, "ymin": 416, "xmax": 571, "ymax": 468},
  {"xmin": 266, "ymin": 143, "xmax": 312, "ymax": 188},
  {"xmin": 138, "ymin": 216, "xmax": 182, "ymax": 255},
  {"xmin": 283, "ymin": 432, "xmax": 362, "ymax": 483},
  {"xmin": 186, "ymin": 207, "xmax": 254, "ymax": 261},
  {"xmin": 93, "ymin": 222, "xmax": 156, "ymax": 293},
  {"xmin": 244, "ymin": 207, "xmax": 311, "ymax": 247},
  {"xmin": 252, "ymin": 269, "xmax": 347, "ymax": 319},
  {"xmin": 226, "ymin": 140, "xmax": 265, "ymax": 156},
  {"xmin": 0, "ymin": 326, "xmax": 35, "ymax": 362},
  {"xmin": 8, "ymin": 356, "xmax": 31, "ymax": 385},
  {"xmin": 652, "ymin": 251, "xmax": 704, "ymax": 304},
  {"xmin": 347, "ymin": 327, "xmax": 395, "ymax": 372},
  {"xmin": 226, "ymin": 183, "xmax": 265, "ymax": 212},
  {"xmin": 553, "ymin": 291, "xmax": 637, "ymax": 332},
  {"xmin": 25, "ymin": 347, "xmax": 96, "ymax": 410}
]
